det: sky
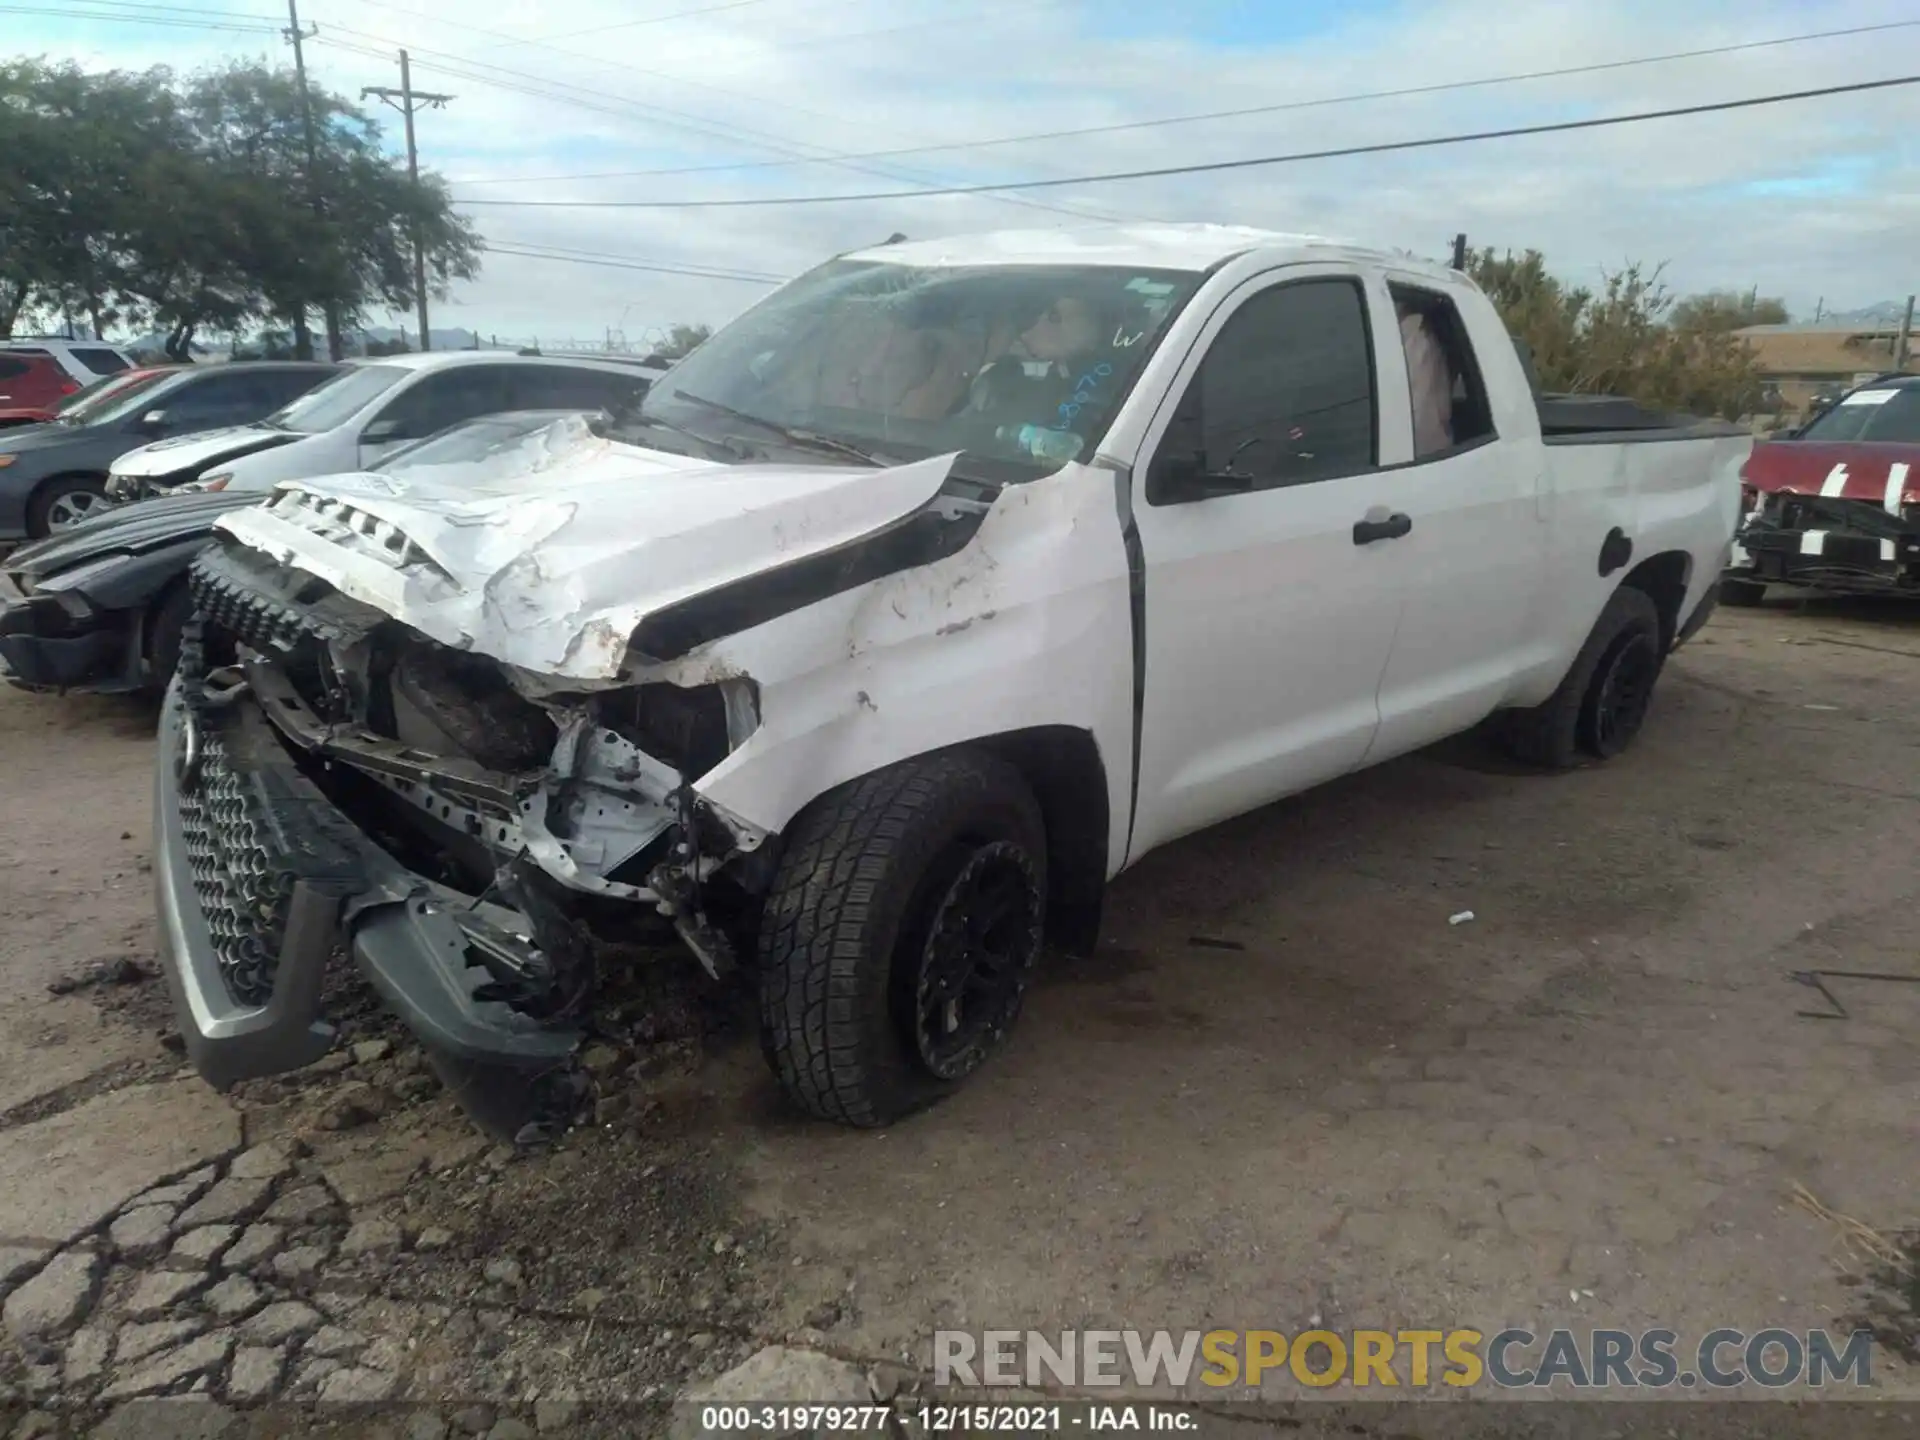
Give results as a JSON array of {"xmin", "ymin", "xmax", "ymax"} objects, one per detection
[{"xmin": 14, "ymin": 0, "xmax": 1920, "ymax": 344}]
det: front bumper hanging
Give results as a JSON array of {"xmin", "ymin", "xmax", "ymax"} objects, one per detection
[
  {"xmin": 0, "ymin": 570, "xmax": 140, "ymax": 692},
  {"xmin": 152, "ymin": 680, "xmax": 583, "ymax": 1090}
]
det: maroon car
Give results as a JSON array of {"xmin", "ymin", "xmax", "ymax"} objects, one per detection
[{"xmin": 1725, "ymin": 373, "xmax": 1920, "ymax": 603}]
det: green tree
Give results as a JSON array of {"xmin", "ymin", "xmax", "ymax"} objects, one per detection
[
  {"xmin": 179, "ymin": 62, "xmax": 481, "ymax": 359},
  {"xmin": 1466, "ymin": 248, "xmax": 1765, "ymax": 419},
  {"xmin": 0, "ymin": 58, "xmax": 482, "ymax": 357},
  {"xmin": 0, "ymin": 59, "xmax": 189, "ymax": 338},
  {"xmin": 1670, "ymin": 289, "xmax": 1790, "ymax": 333},
  {"xmin": 656, "ymin": 322, "xmax": 712, "ymax": 359}
]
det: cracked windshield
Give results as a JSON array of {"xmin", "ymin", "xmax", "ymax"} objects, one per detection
[{"xmin": 630, "ymin": 259, "xmax": 1198, "ymax": 475}]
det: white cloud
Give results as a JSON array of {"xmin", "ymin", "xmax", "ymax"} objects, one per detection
[{"xmin": 22, "ymin": 0, "xmax": 1920, "ymax": 337}]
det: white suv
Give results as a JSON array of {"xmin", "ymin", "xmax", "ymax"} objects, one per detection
[
  {"xmin": 108, "ymin": 351, "xmax": 662, "ymax": 498},
  {"xmin": 0, "ymin": 338, "xmax": 138, "ymax": 386}
]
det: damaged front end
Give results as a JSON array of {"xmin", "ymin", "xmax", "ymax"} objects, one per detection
[
  {"xmin": 1735, "ymin": 490, "xmax": 1920, "ymax": 594},
  {"xmin": 155, "ymin": 540, "xmax": 774, "ymax": 1139}
]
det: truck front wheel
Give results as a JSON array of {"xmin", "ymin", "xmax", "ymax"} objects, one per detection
[
  {"xmin": 1498, "ymin": 586, "xmax": 1666, "ymax": 769},
  {"xmin": 757, "ymin": 750, "xmax": 1047, "ymax": 1127}
]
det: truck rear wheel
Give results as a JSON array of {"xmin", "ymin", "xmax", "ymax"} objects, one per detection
[
  {"xmin": 757, "ymin": 750, "xmax": 1047, "ymax": 1127},
  {"xmin": 1498, "ymin": 586, "xmax": 1665, "ymax": 769}
]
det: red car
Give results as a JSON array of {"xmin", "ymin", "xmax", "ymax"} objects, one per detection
[
  {"xmin": 0, "ymin": 366, "xmax": 174, "ymax": 432},
  {"xmin": 1724, "ymin": 373, "xmax": 1920, "ymax": 603},
  {"xmin": 0, "ymin": 352, "xmax": 83, "ymax": 424}
]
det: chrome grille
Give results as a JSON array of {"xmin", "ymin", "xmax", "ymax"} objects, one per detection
[{"xmin": 177, "ymin": 727, "xmax": 294, "ymax": 1006}]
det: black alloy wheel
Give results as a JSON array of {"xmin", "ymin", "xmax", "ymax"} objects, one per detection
[{"xmin": 904, "ymin": 839, "xmax": 1043, "ymax": 1082}]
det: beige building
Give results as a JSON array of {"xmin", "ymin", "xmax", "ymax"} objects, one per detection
[{"xmin": 1736, "ymin": 322, "xmax": 1918, "ymax": 415}]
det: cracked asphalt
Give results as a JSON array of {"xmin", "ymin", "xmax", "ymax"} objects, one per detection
[{"xmin": 0, "ymin": 595, "xmax": 1916, "ymax": 1436}]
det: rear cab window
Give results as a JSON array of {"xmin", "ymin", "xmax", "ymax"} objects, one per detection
[{"xmin": 1387, "ymin": 283, "xmax": 1496, "ymax": 459}]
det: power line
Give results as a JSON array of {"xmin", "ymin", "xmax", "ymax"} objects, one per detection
[
  {"xmin": 485, "ymin": 236, "xmax": 783, "ymax": 272},
  {"xmin": 485, "ymin": 245, "xmax": 787, "ymax": 284},
  {"xmin": 509, "ymin": 0, "xmax": 844, "ymax": 46},
  {"xmin": 452, "ymin": 72, "xmax": 1920, "ymax": 210},
  {"xmin": 317, "ymin": 31, "xmax": 848, "ymax": 160},
  {"xmin": 448, "ymin": 17, "xmax": 1920, "ymax": 187},
  {"xmin": 0, "ymin": 3, "xmax": 281, "ymax": 31},
  {"xmin": 362, "ymin": 50, "xmax": 454, "ymax": 351},
  {"xmin": 775, "ymin": 0, "xmax": 1050, "ymax": 53},
  {"xmin": 16, "ymin": 0, "xmax": 281, "ymax": 17},
  {"xmin": 306, "ymin": 0, "xmax": 1132, "ymax": 222},
  {"xmin": 311, "ymin": 23, "xmax": 1133, "ymax": 224},
  {"xmin": 514, "ymin": 0, "xmax": 1030, "ymax": 53}
]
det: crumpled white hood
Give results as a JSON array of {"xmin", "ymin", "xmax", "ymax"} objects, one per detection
[
  {"xmin": 215, "ymin": 418, "xmax": 958, "ymax": 680},
  {"xmin": 111, "ymin": 424, "xmax": 290, "ymax": 478}
]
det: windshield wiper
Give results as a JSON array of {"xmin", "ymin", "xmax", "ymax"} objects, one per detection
[
  {"xmin": 668, "ymin": 388, "xmax": 891, "ymax": 466},
  {"xmin": 599, "ymin": 409, "xmax": 744, "ymax": 461}
]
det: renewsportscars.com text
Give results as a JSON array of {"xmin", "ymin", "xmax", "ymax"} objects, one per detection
[{"xmin": 933, "ymin": 1327, "xmax": 1875, "ymax": 1390}]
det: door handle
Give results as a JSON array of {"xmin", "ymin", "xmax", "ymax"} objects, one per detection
[{"xmin": 1353, "ymin": 510, "xmax": 1413, "ymax": 545}]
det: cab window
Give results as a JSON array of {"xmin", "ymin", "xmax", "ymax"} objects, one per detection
[{"xmin": 1148, "ymin": 278, "xmax": 1377, "ymax": 503}]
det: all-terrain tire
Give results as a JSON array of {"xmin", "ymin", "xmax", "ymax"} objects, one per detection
[
  {"xmin": 1498, "ymin": 586, "xmax": 1665, "ymax": 769},
  {"xmin": 1719, "ymin": 577, "xmax": 1767, "ymax": 608},
  {"xmin": 757, "ymin": 749, "xmax": 1047, "ymax": 1127}
]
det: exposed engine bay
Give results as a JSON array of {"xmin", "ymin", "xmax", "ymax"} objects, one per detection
[{"xmin": 185, "ymin": 540, "xmax": 776, "ymax": 1037}]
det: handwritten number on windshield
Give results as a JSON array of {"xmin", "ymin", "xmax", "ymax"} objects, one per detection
[{"xmin": 1057, "ymin": 362, "xmax": 1114, "ymax": 426}]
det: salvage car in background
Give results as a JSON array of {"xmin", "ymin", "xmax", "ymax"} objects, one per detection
[
  {"xmin": 0, "ymin": 411, "xmax": 588, "ymax": 695},
  {"xmin": 151, "ymin": 225, "xmax": 1747, "ymax": 1138},
  {"xmin": 0, "ymin": 337, "xmax": 138, "ymax": 389},
  {"xmin": 0, "ymin": 365, "xmax": 175, "ymax": 433},
  {"xmin": 1725, "ymin": 372, "xmax": 1920, "ymax": 603},
  {"xmin": 108, "ymin": 352, "xmax": 661, "ymax": 501},
  {"xmin": 0, "ymin": 362, "xmax": 338, "ymax": 538},
  {"xmin": 0, "ymin": 351, "xmax": 91, "ymax": 422}
]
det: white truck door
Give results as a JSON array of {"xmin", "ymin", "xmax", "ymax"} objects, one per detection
[
  {"xmin": 1125, "ymin": 268, "xmax": 1407, "ymax": 861},
  {"xmin": 1364, "ymin": 278, "xmax": 1547, "ymax": 761}
]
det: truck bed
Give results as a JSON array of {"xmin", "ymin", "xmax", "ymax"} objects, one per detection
[{"xmin": 1538, "ymin": 393, "xmax": 1748, "ymax": 445}]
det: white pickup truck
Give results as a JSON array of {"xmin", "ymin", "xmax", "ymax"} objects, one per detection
[{"xmin": 152, "ymin": 225, "xmax": 1749, "ymax": 1137}]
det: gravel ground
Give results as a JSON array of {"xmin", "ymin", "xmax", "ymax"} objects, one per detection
[{"xmin": 0, "ymin": 595, "xmax": 1916, "ymax": 1437}]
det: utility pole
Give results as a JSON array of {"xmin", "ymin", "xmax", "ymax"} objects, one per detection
[
  {"xmin": 363, "ymin": 53, "xmax": 451, "ymax": 353},
  {"xmin": 1450, "ymin": 233, "xmax": 1467, "ymax": 270},
  {"xmin": 284, "ymin": 0, "xmax": 341, "ymax": 360},
  {"xmin": 1897, "ymin": 295, "xmax": 1915, "ymax": 370}
]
